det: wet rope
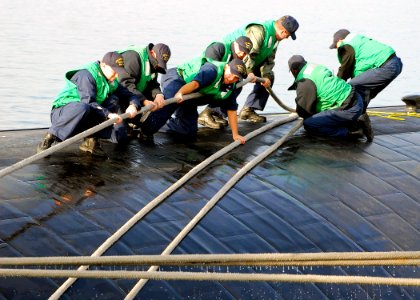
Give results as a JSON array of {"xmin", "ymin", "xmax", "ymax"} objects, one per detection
[
  {"xmin": 253, "ymin": 77, "xmax": 296, "ymax": 113},
  {"xmin": 49, "ymin": 114, "xmax": 298, "ymax": 299},
  {"xmin": 0, "ymin": 77, "xmax": 256, "ymax": 179},
  {"xmin": 126, "ymin": 119, "xmax": 304, "ymax": 299},
  {"xmin": 1, "ymin": 269, "xmax": 420, "ymax": 287},
  {"xmin": 266, "ymin": 86, "xmax": 296, "ymax": 113},
  {"xmin": 1, "ymin": 252, "xmax": 420, "ymax": 267}
]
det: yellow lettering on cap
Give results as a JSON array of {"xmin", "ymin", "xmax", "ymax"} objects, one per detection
[
  {"xmin": 237, "ymin": 65, "xmax": 246, "ymax": 76},
  {"xmin": 115, "ymin": 58, "xmax": 124, "ymax": 67},
  {"xmin": 162, "ymin": 54, "xmax": 170, "ymax": 61},
  {"xmin": 244, "ymin": 41, "xmax": 252, "ymax": 50}
]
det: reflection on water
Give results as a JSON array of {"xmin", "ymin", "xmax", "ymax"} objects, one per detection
[{"xmin": 0, "ymin": 0, "xmax": 418, "ymax": 130}]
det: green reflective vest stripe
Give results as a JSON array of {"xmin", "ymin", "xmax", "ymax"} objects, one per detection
[
  {"xmin": 118, "ymin": 45, "xmax": 155, "ymax": 92},
  {"xmin": 339, "ymin": 33, "xmax": 395, "ymax": 77},
  {"xmin": 177, "ymin": 57, "xmax": 233, "ymax": 100},
  {"xmin": 224, "ymin": 20, "xmax": 277, "ymax": 66},
  {"xmin": 52, "ymin": 62, "xmax": 118, "ymax": 108},
  {"xmin": 296, "ymin": 63, "xmax": 352, "ymax": 112}
]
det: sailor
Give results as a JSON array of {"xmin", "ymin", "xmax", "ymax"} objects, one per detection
[
  {"xmin": 118, "ymin": 43, "xmax": 171, "ymax": 134},
  {"xmin": 37, "ymin": 51, "xmax": 142, "ymax": 157},
  {"xmin": 139, "ymin": 58, "xmax": 248, "ymax": 144},
  {"xmin": 197, "ymin": 36, "xmax": 253, "ymax": 129},
  {"xmin": 231, "ymin": 15, "xmax": 299, "ymax": 123},
  {"xmin": 329, "ymin": 29, "xmax": 403, "ymax": 108},
  {"xmin": 288, "ymin": 55, "xmax": 373, "ymax": 141}
]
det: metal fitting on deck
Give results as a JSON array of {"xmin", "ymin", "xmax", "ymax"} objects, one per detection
[{"xmin": 402, "ymin": 94, "xmax": 420, "ymax": 114}]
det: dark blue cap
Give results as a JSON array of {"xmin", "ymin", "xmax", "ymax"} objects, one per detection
[
  {"xmin": 329, "ymin": 29, "xmax": 350, "ymax": 49},
  {"xmin": 281, "ymin": 15, "xmax": 299, "ymax": 40},
  {"xmin": 228, "ymin": 58, "xmax": 247, "ymax": 79}
]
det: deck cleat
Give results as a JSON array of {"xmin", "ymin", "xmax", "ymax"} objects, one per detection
[{"xmin": 401, "ymin": 94, "xmax": 420, "ymax": 115}]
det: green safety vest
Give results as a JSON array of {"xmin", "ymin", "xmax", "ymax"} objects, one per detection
[
  {"xmin": 177, "ymin": 57, "xmax": 233, "ymax": 100},
  {"xmin": 296, "ymin": 63, "xmax": 352, "ymax": 112},
  {"xmin": 224, "ymin": 20, "xmax": 277, "ymax": 66},
  {"xmin": 52, "ymin": 62, "xmax": 118, "ymax": 108},
  {"xmin": 118, "ymin": 45, "xmax": 156, "ymax": 92},
  {"xmin": 339, "ymin": 33, "xmax": 395, "ymax": 77}
]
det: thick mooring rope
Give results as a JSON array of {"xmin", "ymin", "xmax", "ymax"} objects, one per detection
[
  {"xmin": 252, "ymin": 77, "xmax": 296, "ymax": 113},
  {"xmin": 49, "ymin": 115, "xmax": 299, "ymax": 300},
  {"xmin": 1, "ymin": 269, "xmax": 419, "ymax": 287},
  {"xmin": 1, "ymin": 252, "xmax": 419, "ymax": 267},
  {"xmin": 125, "ymin": 119, "xmax": 304, "ymax": 299}
]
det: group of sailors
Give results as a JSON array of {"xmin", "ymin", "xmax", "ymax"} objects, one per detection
[{"xmin": 36, "ymin": 15, "xmax": 402, "ymax": 157}]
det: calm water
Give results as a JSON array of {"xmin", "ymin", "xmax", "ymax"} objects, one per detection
[{"xmin": 0, "ymin": 0, "xmax": 418, "ymax": 130}]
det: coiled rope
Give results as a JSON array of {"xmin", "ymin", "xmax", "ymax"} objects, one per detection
[{"xmin": 125, "ymin": 119, "xmax": 304, "ymax": 299}]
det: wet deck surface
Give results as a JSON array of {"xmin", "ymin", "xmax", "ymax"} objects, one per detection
[{"xmin": 0, "ymin": 106, "xmax": 419, "ymax": 299}]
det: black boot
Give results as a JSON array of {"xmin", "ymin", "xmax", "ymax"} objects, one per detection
[
  {"xmin": 347, "ymin": 128, "xmax": 365, "ymax": 141},
  {"xmin": 198, "ymin": 108, "xmax": 223, "ymax": 129},
  {"xmin": 239, "ymin": 107, "xmax": 267, "ymax": 123},
  {"xmin": 79, "ymin": 137, "xmax": 107, "ymax": 157},
  {"xmin": 357, "ymin": 113, "xmax": 374, "ymax": 142},
  {"xmin": 212, "ymin": 111, "xmax": 228, "ymax": 126},
  {"xmin": 37, "ymin": 133, "xmax": 57, "ymax": 153},
  {"xmin": 137, "ymin": 129, "xmax": 155, "ymax": 143}
]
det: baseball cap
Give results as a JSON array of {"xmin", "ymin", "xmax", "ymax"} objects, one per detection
[
  {"xmin": 329, "ymin": 29, "xmax": 350, "ymax": 49},
  {"xmin": 287, "ymin": 55, "xmax": 307, "ymax": 90},
  {"xmin": 281, "ymin": 15, "xmax": 299, "ymax": 40},
  {"xmin": 152, "ymin": 43, "xmax": 171, "ymax": 73},
  {"xmin": 235, "ymin": 36, "xmax": 253, "ymax": 54},
  {"xmin": 228, "ymin": 58, "xmax": 247, "ymax": 79},
  {"xmin": 102, "ymin": 51, "xmax": 126, "ymax": 75}
]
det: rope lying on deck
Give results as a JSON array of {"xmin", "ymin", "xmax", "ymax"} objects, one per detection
[
  {"xmin": 1, "ymin": 251, "xmax": 419, "ymax": 287},
  {"xmin": 0, "ymin": 269, "xmax": 419, "ymax": 287},
  {"xmin": 49, "ymin": 114, "xmax": 299, "ymax": 300},
  {"xmin": 125, "ymin": 119, "xmax": 304, "ymax": 299},
  {"xmin": 1, "ymin": 251, "xmax": 419, "ymax": 266},
  {"xmin": 0, "ymin": 114, "xmax": 420, "ymax": 286}
]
